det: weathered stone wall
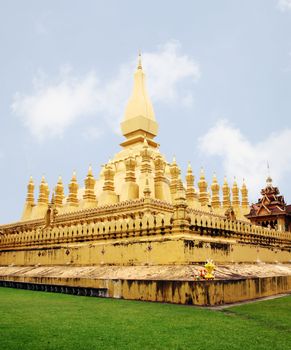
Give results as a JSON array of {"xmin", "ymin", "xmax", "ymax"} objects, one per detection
[{"xmin": 0, "ymin": 274, "xmax": 290, "ymax": 306}]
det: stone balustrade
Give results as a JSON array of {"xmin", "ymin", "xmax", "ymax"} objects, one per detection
[{"xmin": 0, "ymin": 201, "xmax": 291, "ymax": 250}]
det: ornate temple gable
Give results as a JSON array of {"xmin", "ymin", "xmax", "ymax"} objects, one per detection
[
  {"xmin": 247, "ymin": 176, "xmax": 291, "ymax": 231},
  {"xmin": 256, "ymin": 206, "xmax": 271, "ymax": 216},
  {"xmin": 250, "ymin": 177, "xmax": 287, "ymax": 217}
]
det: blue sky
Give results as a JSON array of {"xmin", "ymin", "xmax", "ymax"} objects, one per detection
[{"xmin": 1, "ymin": 0, "xmax": 291, "ymax": 223}]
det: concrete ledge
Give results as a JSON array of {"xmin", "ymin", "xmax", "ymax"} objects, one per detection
[{"xmin": 0, "ymin": 274, "xmax": 290, "ymax": 306}]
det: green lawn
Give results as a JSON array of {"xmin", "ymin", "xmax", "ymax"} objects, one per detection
[{"xmin": 0, "ymin": 287, "xmax": 290, "ymax": 350}]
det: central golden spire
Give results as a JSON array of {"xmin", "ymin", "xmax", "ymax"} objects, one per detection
[{"xmin": 120, "ymin": 52, "xmax": 158, "ymax": 148}]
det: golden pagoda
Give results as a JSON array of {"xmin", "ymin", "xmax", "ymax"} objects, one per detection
[{"xmin": 0, "ymin": 54, "xmax": 290, "ymax": 306}]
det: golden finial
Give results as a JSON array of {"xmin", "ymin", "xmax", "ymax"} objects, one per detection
[
  {"xmin": 137, "ymin": 50, "xmax": 142, "ymax": 70},
  {"xmin": 88, "ymin": 164, "xmax": 93, "ymax": 176},
  {"xmin": 200, "ymin": 167, "xmax": 205, "ymax": 179}
]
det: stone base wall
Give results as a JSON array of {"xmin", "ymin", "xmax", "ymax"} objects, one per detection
[{"xmin": 0, "ymin": 274, "xmax": 290, "ymax": 306}]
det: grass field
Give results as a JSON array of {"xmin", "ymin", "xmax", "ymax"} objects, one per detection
[{"xmin": 0, "ymin": 287, "xmax": 290, "ymax": 350}]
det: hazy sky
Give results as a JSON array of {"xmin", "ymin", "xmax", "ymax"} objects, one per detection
[{"xmin": 1, "ymin": 0, "xmax": 291, "ymax": 223}]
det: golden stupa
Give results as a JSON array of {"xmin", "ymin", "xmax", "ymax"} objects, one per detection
[{"xmin": 0, "ymin": 54, "xmax": 290, "ymax": 305}]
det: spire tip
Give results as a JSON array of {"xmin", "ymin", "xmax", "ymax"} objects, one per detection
[{"xmin": 137, "ymin": 50, "xmax": 142, "ymax": 70}]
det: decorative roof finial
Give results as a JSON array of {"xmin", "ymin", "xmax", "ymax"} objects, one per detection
[
  {"xmin": 187, "ymin": 161, "xmax": 192, "ymax": 172},
  {"xmin": 88, "ymin": 164, "xmax": 93, "ymax": 176},
  {"xmin": 266, "ymin": 161, "xmax": 273, "ymax": 187},
  {"xmin": 137, "ymin": 50, "xmax": 142, "ymax": 70},
  {"xmin": 200, "ymin": 167, "xmax": 205, "ymax": 179}
]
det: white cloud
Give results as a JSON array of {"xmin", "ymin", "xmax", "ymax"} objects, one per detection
[
  {"xmin": 12, "ymin": 69, "xmax": 100, "ymax": 139},
  {"xmin": 12, "ymin": 41, "xmax": 200, "ymax": 140},
  {"xmin": 278, "ymin": 0, "xmax": 291, "ymax": 11},
  {"xmin": 142, "ymin": 41, "xmax": 200, "ymax": 102},
  {"xmin": 198, "ymin": 120, "xmax": 291, "ymax": 200}
]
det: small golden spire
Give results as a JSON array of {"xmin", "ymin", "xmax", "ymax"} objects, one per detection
[
  {"xmin": 25, "ymin": 176, "xmax": 35, "ymax": 204},
  {"xmin": 241, "ymin": 179, "xmax": 249, "ymax": 208},
  {"xmin": 55, "ymin": 176, "xmax": 64, "ymax": 207},
  {"xmin": 186, "ymin": 162, "xmax": 197, "ymax": 203},
  {"xmin": 232, "ymin": 177, "xmax": 240, "ymax": 208},
  {"xmin": 222, "ymin": 176, "xmax": 231, "ymax": 209},
  {"xmin": 67, "ymin": 171, "xmax": 79, "ymax": 207},
  {"xmin": 83, "ymin": 164, "xmax": 96, "ymax": 203},
  {"xmin": 198, "ymin": 168, "xmax": 208, "ymax": 206},
  {"xmin": 38, "ymin": 176, "xmax": 49, "ymax": 204},
  {"xmin": 169, "ymin": 156, "xmax": 180, "ymax": 201},
  {"xmin": 211, "ymin": 172, "xmax": 220, "ymax": 209}
]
